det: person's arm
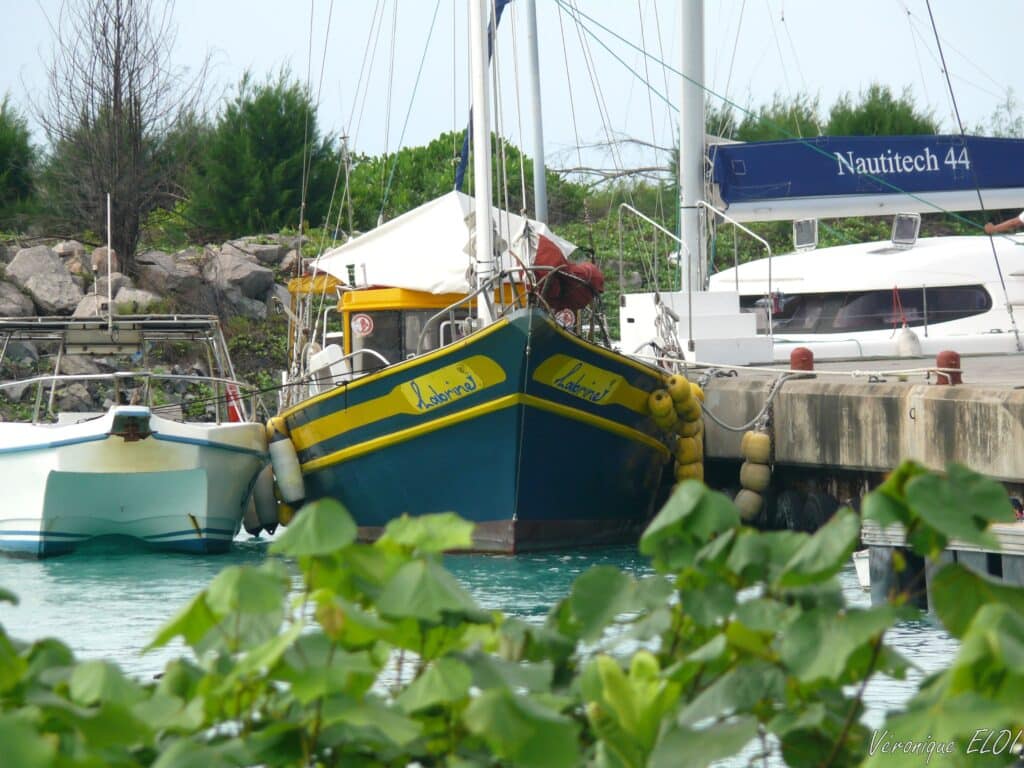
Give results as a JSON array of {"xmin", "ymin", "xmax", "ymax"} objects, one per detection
[{"xmin": 984, "ymin": 211, "xmax": 1024, "ymax": 234}]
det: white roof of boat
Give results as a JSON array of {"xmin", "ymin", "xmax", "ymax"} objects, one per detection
[
  {"xmin": 311, "ymin": 190, "xmax": 576, "ymax": 294},
  {"xmin": 709, "ymin": 235, "xmax": 1024, "ymax": 293}
]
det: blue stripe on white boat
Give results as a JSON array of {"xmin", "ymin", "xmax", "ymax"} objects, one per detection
[
  {"xmin": 0, "ymin": 433, "xmax": 109, "ymax": 456},
  {"xmin": 151, "ymin": 432, "xmax": 268, "ymax": 458},
  {"xmin": 144, "ymin": 527, "xmax": 236, "ymax": 540},
  {"xmin": 0, "ymin": 530, "xmax": 90, "ymax": 538}
]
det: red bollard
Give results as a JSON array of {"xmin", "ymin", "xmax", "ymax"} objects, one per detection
[
  {"xmin": 935, "ymin": 350, "xmax": 962, "ymax": 385},
  {"xmin": 790, "ymin": 347, "xmax": 814, "ymax": 371}
]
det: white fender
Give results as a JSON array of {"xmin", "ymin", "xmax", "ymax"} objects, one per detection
[
  {"xmin": 253, "ymin": 464, "xmax": 279, "ymax": 534},
  {"xmin": 269, "ymin": 434, "xmax": 306, "ymax": 505},
  {"xmin": 242, "ymin": 494, "xmax": 262, "ymax": 536}
]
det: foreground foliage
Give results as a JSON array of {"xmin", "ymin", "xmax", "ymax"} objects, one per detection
[{"xmin": 2, "ymin": 461, "xmax": 1023, "ymax": 765}]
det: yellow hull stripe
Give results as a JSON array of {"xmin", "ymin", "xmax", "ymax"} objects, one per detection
[
  {"xmin": 280, "ymin": 317, "xmax": 512, "ymax": 417},
  {"xmin": 290, "ymin": 355, "xmax": 506, "ymax": 452},
  {"xmin": 300, "ymin": 392, "xmax": 670, "ymax": 474}
]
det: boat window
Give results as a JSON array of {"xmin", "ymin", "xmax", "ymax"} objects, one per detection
[
  {"xmin": 403, "ymin": 309, "xmax": 470, "ymax": 355},
  {"xmin": 740, "ymin": 293, "xmax": 825, "ymax": 333},
  {"xmin": 349, "ymin": 311, "xmax": 401, "ymax": 373},
  {"xmin": 833, "ymin": 286, "xmax": 991, "ymax": 332}
]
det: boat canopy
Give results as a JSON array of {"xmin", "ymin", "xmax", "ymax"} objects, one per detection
[
  {"xmin": 311, "ymin": 190, "xmax": 576, "ymax": 295},
  {"xmin": 709, "ymin": 135, "xmax": 1024, "ymax": 222}
]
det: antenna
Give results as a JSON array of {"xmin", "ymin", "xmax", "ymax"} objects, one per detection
[{"xmin": 106, "ymin": 193, "xmax": 113, "ymax": 333}]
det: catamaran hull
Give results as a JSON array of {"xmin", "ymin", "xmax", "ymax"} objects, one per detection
[
  {"xmin": 283, "ymin": 309, "xmax": 671, "ymax": 553},
  {"xmin": 0, "ymin": 409, "xmax": 267, "ymax": 557}
]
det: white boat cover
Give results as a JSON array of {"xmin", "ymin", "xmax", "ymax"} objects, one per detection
[{"xmin": 312, "ymin": 190, "xmax": 577, "ymax": 294}]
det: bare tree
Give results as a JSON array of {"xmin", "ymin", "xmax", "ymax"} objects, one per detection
[{"xmin": 33, "ymin": 0, "xmax": 208, "ymax": 274}]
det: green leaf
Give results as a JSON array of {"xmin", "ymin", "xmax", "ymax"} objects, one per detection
[
  {"xmin": 780, "ymin": 606, "xmax": 898, "ymax": 683},
  {"xmin": 152, "ymin": 738, "xmax": 234, "ymax": 768},
  {"xmin": 0, "ymin": 586, "xmax": 17, "ymax": 604},
  {"xmin": 734, "ymin": 598, "xmax": 791, "ymax": 633},
  {"xmin": 0, "ymin": 629, "xmax": 26, "ymax": 693},
  {"xmin": 905, "ymin": 464, "xmax": 1015, "ymax": 551},
  {"xmin": 640, "ymin": 482, "xmax": 739, "ymax": 571},
  {"xmin": 776, "ymin": 508, "xmax": 860, "ymax": 588},
  {"xmin": 380, "ymin": 511, "xmax": 474, "ymax": 552},
  {"xmin": 133, "ymin": 692, "xmax": 206, "ymax": 733},
  {"xmin": 205, "ymin": 562, "xmax": 288, "ymax": 617},
  {"xmin": 147, "ymin": 592, "xmax": 219, "ymax": 650},
  {"xmin": 377, "ymin": 559, "xmax": 485, "ymax": 624},
  {"xmin": 460, "ymin": 650, "xmax": 554, "ymax": 693},
  {"xmin": 678, "ymin": 661, "xmax": 784, "ymax": 725},
  {"xmin": 679, "ymin": 581, "xmax": 735, "ymax": 627},
  {"xmin": 930, "ymin": 563, "xmax": 1024, "ymax": 638},
  {"xmin": 464, "ymin": 689, "xmax": 580, "ymax": 768},
  {"xmin": 397, "ymin": 656, "xmax": 472, "ymax": 712},
  {"xmin": 650, "ymin": 717, "xmax": 757, "ymax": 768},
  {"xmin": 70, "ymin": 660, "xmax": 145, "ymax": 706},
  {"xmin": 321, "ymin": 695, "xmax": 423, "ymax": 747},
  {"xmin": 566, "ymin": 565, "xmax": 637, "ymax": 641},
  {"xmin": 0, "ymin": 715, "xmax": 56, "ymax": 768},
  {"xmin": 861, "ymin": 488, "xmax": 911, "ymax": 527},
  {"xmin": 269, "ymin": 497, "xmax": 357, "ymax": 556},
  {"xmin": 277, "ymin": 631, "xmax": 379, "ymax": 703}
]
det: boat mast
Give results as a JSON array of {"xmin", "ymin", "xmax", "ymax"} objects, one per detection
[
  {"xmin": 469, "ymin": 0, "xmax": 496, "ymax": 325},
  {"xmin": 679, "ymin": 0, "xmax": 705, "ymax": 293},
  {"xmin": 524, "ymin": 0, "xmax": 547, "ymax": 223}
]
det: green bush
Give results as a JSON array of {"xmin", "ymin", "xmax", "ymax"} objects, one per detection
[{"xmin": 2, "ymin": 461, "xmax": 1023, "ymax": 765}]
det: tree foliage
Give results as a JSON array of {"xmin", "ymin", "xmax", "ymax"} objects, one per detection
[
  {"xmin": 186, "ymin": 73, "xmax": 337, "ymax": 241},
  {"xmin": 826, "ymin": 83, "xmax": 938, "ymax": 136},
  {"xmin": 2, "ymin": 462, "xmax": 1023, "ymax": 765},
  {"xmin": 0, "ymin": 97, "xmax": 36, "ymax": 230},
  {"xmin": 735, "ymin": 93, "xmax": 824, "ymax": 142},
  {"xmin": 34, "ymin": 0, "xmax": 209, "ymax": 273}
]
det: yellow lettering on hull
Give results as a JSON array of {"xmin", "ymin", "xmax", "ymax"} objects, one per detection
[{"xmin": 532, "ymin": 354, "xmax": 649, "ymax": 414}]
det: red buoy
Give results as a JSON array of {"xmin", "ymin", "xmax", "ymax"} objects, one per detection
[
  {"xmin": 935, "ymin": 350, "xmax": 962, "ymax": 385},
  {"xmin": 790, "ymin": 347, "xmax": 814, "ymax": 371}
]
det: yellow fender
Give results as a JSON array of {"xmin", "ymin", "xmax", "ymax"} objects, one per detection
[
  {"xmin": 734, "ymin": 489, "xmax": 763, "ymax": 520},
  {"xmin": 665, "ymin": 374, "xmax": 693, "ymax": 405},
  {"xmin": 690, "ymin": 382, "xmax": 705, "ymax": 402},
  {"xmin": 648, "ymin": 389, "xmax": 673, "ymax": 417},
  {"xmin": 653, "ymin": 407, "xmax": 678, "ymax": 432},
  {"xmin": 675, "ymin": 462, "xmax": 704, "ymax": 482},
  {"xmin": 675, "ymin": 436, "xmax": 703, "ymax": 465},
  {"xmin": 678, "ymin": 399, "xmax": 702, "ymax": 422},
  {"xmin": 739, "ymin": 461, "xmax": 771, "ymax": 493},
  {"xmin": 742, "ymin": 431, "xmax": 771, "ymax": 464}
]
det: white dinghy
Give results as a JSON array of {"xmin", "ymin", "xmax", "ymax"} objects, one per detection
[{"xmin": 0, "ymin": 315, "xmax": 269, "ymax": 557}]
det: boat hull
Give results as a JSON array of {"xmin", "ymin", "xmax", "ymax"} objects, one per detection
[
  {"xmin": 283, "ymin": 309, "xmax": 671, "ymax": 552},
  {"xmin": 0, "ymin": 408, "xmax": 267, "ymax": 557}
]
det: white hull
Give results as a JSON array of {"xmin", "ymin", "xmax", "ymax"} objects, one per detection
[
  {"xmin": 0, "ymin": 406, "xmax": 267, "ymax": 557},
  {"xmin": 852, "ymin": 549, "xmax": 870, "ymax": 590}
]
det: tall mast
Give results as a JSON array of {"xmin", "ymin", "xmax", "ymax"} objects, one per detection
[
  {"xmin": 524, "ymin": 0, "xmax": 548, "ymax": 223},
  {"xmin": 679, "ymin": 0, "xmax": 704, "ymax": 292},
  {"xmin": 469, "ymin": 0, "xmax": 495, "ymax": 324}
]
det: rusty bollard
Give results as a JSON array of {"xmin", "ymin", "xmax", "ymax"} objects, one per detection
[
  {"xmin": 790, "ymin": 346, "xmax": 814, "ymax": 371},
  {"xmin": 935, "ymin": 350, "xmax": 962, "ymax": 385}
]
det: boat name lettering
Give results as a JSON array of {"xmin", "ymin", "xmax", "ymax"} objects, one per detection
[
  {"xmin": 548, "ymin": 360, "xmax": 621, "ymax": 404},
  {"xmin": 834, "ymin": 145, "xmax": 973, "ymax": 178},
  {"xmin": 402, "ymin": 362, "xmax": 486, "ymax": 413}
]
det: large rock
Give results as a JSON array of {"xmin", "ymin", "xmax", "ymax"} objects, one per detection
[
  {"xmin": 72, "ymin": 294, "xmax": 109, "ymax": 318},
  {"xmin": 280, "ymin": 249, "xmax": 300, "ymax": 275},
  {"xmin": 266, "ymin": 283, "xmax": 291, "ymax": 315},
  {"xmin": 203, "ymin": 249, "xmax": 274, "ymax": 299},
  {"xmin": 114, "ymin": 287, "xmax": 162, "ymax": 312},
  {"xmin": 95, "ymin": 272, "xmax": 133, "ymax": 297},
  {"xmin": 90, "ymin": 246, "xmax": 120, "ymax": 275},
  {"xmin": 56, "ymin": 382, "xmax": 94, "ymax": 412},
  {"xmin": 223, "ymin": 286, "xmax": 267, "ymax": 320},
  {"xmin": 136, "ymin": 248, "xmax": 218, "ymax": 313},
  {"xmin": 7, "ymin": 246, "xmax": 84, "ymax": 314},
  {"xmin": 54, "ymin": 240, "xmax": 89, "ymax": 275},
  {"xmin": 59, "ymin": 355, "xmax": 102, "ymax": 376},
  {"xmin": 223, "ymin": 240, "xmax": 287, "ymax": 266},
  {"xmin": 0, "ymin": 282, "xmax": 35, "ymax": 316}
]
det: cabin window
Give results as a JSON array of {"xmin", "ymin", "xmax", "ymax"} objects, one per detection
[
  {"xmin": 741, "ymin": 285, "xmax": 991, "ymax": 334},
  {"xmin": 349, "ymin": 311, "xmax": 401, "ymax": 373}
]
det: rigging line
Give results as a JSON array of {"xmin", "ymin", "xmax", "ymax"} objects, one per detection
[
  {"xmin": 902, "ymin": 2, "xmax": 1005, "ymax": 93},
  {"xmin": 765, "ymin": 1, "xmax": 793, "ymax": 118},
  {"xmin": 557, "ymin": 0, "xmax": 989, "ymax": 231},
  {"xmin": 899, "ymin": 2, "xmax": 931, "ymax": 109},
  {"xmin": 637, "ymin": 0, "xmax": 663, "ymax": 223},
  {"xmin": 353, "ymin": 0, "xmax": 389, "ymax": 150},
  {"xmin": 347, "ymin": 0, "xmax": 386, "ymax": 137},
  {"xmin": 555, "ymin": 5, "xmax": 584, "ymax": 171},
  {"xmin": 778, "ymin": 3, "xmax": 821, "ymax": 135},
  {"xmin": 718, "ymin": 0, "xmax": 747, "ymax": 139},
  {"xmin": 507, "ymin": 3, "xmax": 529, "ymax": 213},
  {"xmin": 452, "ymin": 0, "xmax": 458, "ymax": 185},
  {"xmin": 924, "ymin": 0, "xmax": 1022, "ymax": 353},
  {"xmin": 380, "ymin": 0, "xmax": 400, "ymax": 209},
  {"xmin": 490, "ymin": 0, "xmax": 514, "ymax": 252},
  {"xmin": 379, "ymin": 0, "xmax": 443, "ymax": 219},
  {"xmin": 297, "ymin": 0, "xmax": 316, "ymax": 299}
]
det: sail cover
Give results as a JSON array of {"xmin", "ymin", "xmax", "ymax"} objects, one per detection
[
  {"xmin": 709, "ymin": 135, "xmax": 1024, "ymax": 221},
  {"xmin": 312, "ymin": 190, "xmax": 577, "ymax": 294}
]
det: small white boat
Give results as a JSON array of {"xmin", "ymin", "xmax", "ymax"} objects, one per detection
[
  {"xmin": 852, "ymin": 549, "xmax": 870, "ymax": 590},
  {"xmin": 0, "ymin": 316, "xmax": 269, "ymax": 557}
]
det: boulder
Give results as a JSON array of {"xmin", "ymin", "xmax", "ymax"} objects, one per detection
[
  {"xmin": 203, "ymin": 249, "xmax": 274, "ymax": 299},
  {"xmin": 136, "ymin": 249, "xmax": 218, "ymax": 312},
  {"xmin": 95, "ymin": 272, "xmax": 133, "ymax": 297},
  {"xmin": 114, "ymin": 287, "xmax": 162, "ymax": 312},
  {"xmin": 72, "ymin": 294, "xmax": 109, "ymax": 318},
  {"xmin": 7, "ymin": 246, "xmax": 84, "ymax": 314},
  {"xmin": 266, "ymin": 283, "xmax": 291, "ymax": 315},
  {"xmin": 90, "ymin": 246, "xmax": 120, "ymax": 275},
  {"xmin": 223, "ymin": 286, "xmax": 267, "ymax": 320},
  {"xmin": 0, "ymin": 282, "xmax": 35, "ymax": 317},
  {"xmin": 0, "ymin": 380, "xmax": 33, "ymax": 403},
  {"xmin": 6, "ymin": 341, "xmax": 37, "ymax": 363},
  {"xmin": 59, "ymin": 355, "xmax": 102, "ymax": 376},
  {"xmin": 54, "ymin": 240, "xmax": 86, "ymax": 260},
  {"xmin": 280, "ymin": 249, "xmax": 300, "ymax": 274},
  {"xmin": 57, "ymin": 382, "xmax": 94, "ymax": 412},
  {"xmin": 223, "ymin": 239, "xmax": 287, "ymax": 265}
]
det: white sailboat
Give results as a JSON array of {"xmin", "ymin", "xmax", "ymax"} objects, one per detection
[{"xmin": 0, "ymin": 315, "xmax": 269, "ymax": 557}]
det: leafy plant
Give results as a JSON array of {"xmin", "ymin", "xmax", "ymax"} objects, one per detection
[{"xmin": 2, "ymin": 462, "xmax": 1023, "ymax": 765}]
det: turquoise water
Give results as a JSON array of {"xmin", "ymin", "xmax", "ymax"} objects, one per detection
[{"xmin": 0, "ymin": 538, "xmax": 957, "ymax": 727}]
